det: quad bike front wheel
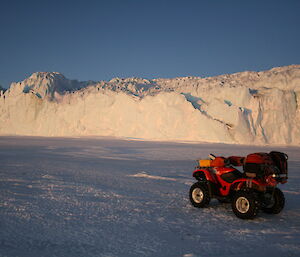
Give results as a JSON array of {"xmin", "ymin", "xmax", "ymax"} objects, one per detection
[
  {"xmin": 262, "ymin": 188, "xmax": 285, "ymax": 214},
  {"xmin": 232, "ymin": 191, "xmax": 260, "ymax": 219},
  {"xmin": 189, "ymin": 182, "xmax": 210, "ymax": 208}
]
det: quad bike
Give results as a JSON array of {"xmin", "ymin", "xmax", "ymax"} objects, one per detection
[{"xmin": 189, "ymin": 152, "xmax": 288, "ymax": 219}]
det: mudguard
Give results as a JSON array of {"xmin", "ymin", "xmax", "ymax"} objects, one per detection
[
  {"xmin": 193, "ymin": 168, "xmax": 218, "ymax": 184},
  {"xmin": 230, "ymin": 178, "xmax": 266, "ymax": 193}
]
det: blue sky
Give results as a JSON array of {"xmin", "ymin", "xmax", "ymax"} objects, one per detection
[{"xmin": 0, "ymin": 0, "xmax": 299, "ymax": 88}]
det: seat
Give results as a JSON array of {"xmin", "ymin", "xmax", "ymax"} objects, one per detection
[{"xmin": 220, "ymin": 169, "xmax": 244, "ymax": 183}]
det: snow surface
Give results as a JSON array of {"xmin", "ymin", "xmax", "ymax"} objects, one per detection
[
  {"xmin": 0, "ymin": 65, "xmax": 300, "ymax": 145},
  {"xmin": 0, "ymin": 136, "xmax": 299, "ymax": 257}
]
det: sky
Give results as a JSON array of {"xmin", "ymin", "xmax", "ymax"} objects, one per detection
[{"xmin": 0, "ymin": 0, "xmax": 299, "ymax": 88}]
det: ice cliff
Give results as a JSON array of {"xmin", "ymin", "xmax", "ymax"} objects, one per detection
[{"xmin": 0, "ymin": 65, "xmax": 299, "ymax": 145}]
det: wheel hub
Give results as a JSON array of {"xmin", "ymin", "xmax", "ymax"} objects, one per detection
[
  {"xmin": 192, "ymin": 188, "xmax": 204, "ymax": 203},
  {"xmin": 264, "ymin": 192, "xmax": 275, "ymax": 208},
  {"xmin": 236, "ymin": 196, "xmax": 250, "ymax": 213}
]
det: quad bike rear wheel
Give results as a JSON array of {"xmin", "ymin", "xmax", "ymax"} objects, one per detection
[
  {"xmin": 189, "ymin": 182, "xmax": 210, "ymax": 208},
  {"xmin": 232, "ymin": 191, "xmax": 260, "ymax": 219},
  {"xmin": 262, "ymin": 188, "xmax": 285, "ymax": 214}
]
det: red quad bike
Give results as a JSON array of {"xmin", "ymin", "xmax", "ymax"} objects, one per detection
[{"xmin": 189, "ymin": 152, "xmax": 288, "ymax": 219}]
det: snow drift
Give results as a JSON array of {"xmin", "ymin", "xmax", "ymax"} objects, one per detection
[{"xmin": 0, "ymin": 66, "xmax": 300, "ymax": 145}]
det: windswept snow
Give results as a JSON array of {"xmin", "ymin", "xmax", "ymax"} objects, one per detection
[
  {"xmin": 0, "ymin": 137, "xmax": 299, "ymax": 257},
  {"xmin": 128, "ymin": 172, "xmax": 178, "ymax": 181},
  {"xmin": 0, "ymin": 65, "xmax": 300, "ymax": 145}
]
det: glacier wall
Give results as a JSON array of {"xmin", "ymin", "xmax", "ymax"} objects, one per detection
[{"xmin": 0, "ymin": 66, "xmax": 299, "ymax": 145}]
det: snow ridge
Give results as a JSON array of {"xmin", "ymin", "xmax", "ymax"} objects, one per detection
[
  {"xmin": 7, "ymin": 72, "xmax": 95, "ymax": 99},
  {"xmin": 0, "ymin": 65, "xmax": 300, "ymax": 145}
]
